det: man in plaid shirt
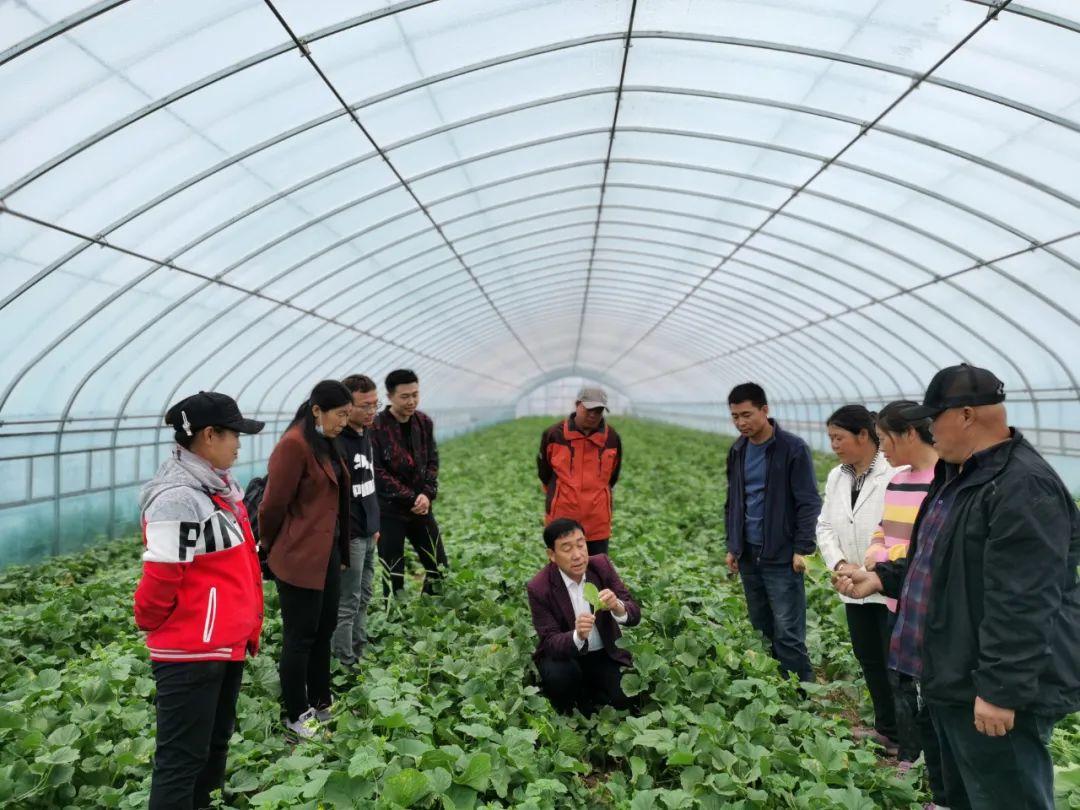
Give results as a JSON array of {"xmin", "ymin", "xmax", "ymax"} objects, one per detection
[{"xmin": 835, "ymin": 364, "xmax": 1079, "ymax": 810}]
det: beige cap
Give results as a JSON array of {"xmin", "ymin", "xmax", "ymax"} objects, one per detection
[{"xmin": 576, "ymin": 386, "xmax": 608, "ymax": 410}]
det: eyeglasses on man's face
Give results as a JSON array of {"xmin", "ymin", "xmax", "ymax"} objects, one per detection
[{"xmin": 354, "ymin": 401, "xmax": 381, "ymax": 413}]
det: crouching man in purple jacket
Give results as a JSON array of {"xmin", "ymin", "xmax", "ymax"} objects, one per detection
[{"xmin": 526, "ymin": 517, "xmax": 642, "ymax": 716}]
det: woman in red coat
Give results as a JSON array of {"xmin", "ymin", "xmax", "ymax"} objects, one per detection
[{"xmin": 134, "ymin": 391, "xmax": 264, "ymax": 810}]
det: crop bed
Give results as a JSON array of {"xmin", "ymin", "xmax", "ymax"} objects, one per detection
[{"xmin": 0, "ymin": 417, "xmax": 1076, "ymax": 808}]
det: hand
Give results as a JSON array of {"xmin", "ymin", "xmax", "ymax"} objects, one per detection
[
  {"xmin": 411, "ymin": 494, "xmax": 430, "ymax": 515},
  {"xmin": 574, "ymin": 612, "xmax": 595, "ymax": 640},
  {"xmin": 832, "ymin": 568, "xmax": 884, "ymax": 599},
  {"xmin": 833, "ymin": 560, "xmax": 858, "ymax": 575},
  {"xmin": 974, "ymin": 696, "xmax": 1015, "ymax": 737},
  {"xmin": 374, "ymin": 531, "xmax": 380, "ymax": 545},
  {"xmin": 792, "ymin": 554, "xmax": 807, "ymax": 573},
  {"xmin": 597, "ymin": 588, "xmax": 625, "ymax": 617},
  {"xmin": 864, "ymin": 544, "xmax": 886, "ymax": 571},
  {"xmin": 725, "ymin": 552, "xmax": 739, "ymax": 574}
]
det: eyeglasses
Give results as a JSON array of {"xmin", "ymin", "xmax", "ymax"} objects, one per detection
[{"xmin": 354, "ymin": 401, "xmax": 381, "ymax": 413}]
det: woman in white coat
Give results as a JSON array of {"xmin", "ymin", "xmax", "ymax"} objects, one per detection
[{"xmin": 816, "ymin": 405, "xmax": 898, "ymax": 751}]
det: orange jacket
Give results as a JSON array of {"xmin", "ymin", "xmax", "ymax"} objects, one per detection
[{"xmin": 537, "ymin": 416, "xmax": 622, "ymax": 541}]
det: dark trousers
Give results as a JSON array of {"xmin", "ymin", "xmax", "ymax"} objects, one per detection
[
  {"xmin": 738, "ymin": 552, "xmax": 814, "ymax": 682},
  {"xmin": 930, "ymin": 702, "xmax": 1058, "ymax": 810},
  {"xmin": 890, "ymin": 673, "xmax": 948, "ymax": 804},
  {"xmin": 537, "ymin": 651, "xmax": 630, "ymax": 716},
  {"xmin": 844, "ymin": 603, "xmax": 898, "ymax": 740},
  {"xmin": 276, "ymin": 545, "xmax": 340, "ymax": 722},
  {"xmin": 586, "ymin": 539, "xmax": 609, "ymax": 556},
  {"xmin": 149, "ymin": 660, "xmax": 244, "ymax": 810},
  {"xmin": 379, "ymin": 510, "xmax": 447, "ymax": 595}
]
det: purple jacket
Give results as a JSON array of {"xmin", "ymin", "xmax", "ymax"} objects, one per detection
[{"xmin": 526, "ymin": 555, "xmax": 641, "ymax": 666}]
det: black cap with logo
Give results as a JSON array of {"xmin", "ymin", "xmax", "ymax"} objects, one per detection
[
  {"xmin": 165, "ymin": 391, "xmax": 265, "ymax": 437},
  {"xmin": 901, "ymin": 364, "xmax": 1006, "ymax": 421}
]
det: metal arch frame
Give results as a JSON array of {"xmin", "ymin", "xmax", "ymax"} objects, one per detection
[
  {"xmin": 261, "ymin": 0, "xmax": 545, "ymax": 378},
  {"xmin": 571, "ymin": 0, "xmax": 637, "ymax": 371},
  {"xmin": 629, "ymin": 227, "xmax": 1080, "ymax": 388},
  {"xmin": 8, "ymin": 21, "xmax": 1080, "ymax": 207},
  {"xmin": 238, "ymin": 222, "xmax": 876, "ymax": 412},
  {"xmin": 512, "ymin": 366, "xmax": 635, "ymax": 411},
  {"xmin": 7, "ymin": 31, "xmax": 1080, "ymax": 317},
  {"xmin": 335, "ymin": 272, "xmax": 858, "ymax": 411},
  {"xmin": 13, "ymin": 135, "xmax": 1051, "ymax": 439},
  {"xmin": 8, "ymin": 113, "xmax": 1071, "ymax": 425},
  {"xmin": 8, "ymin": 6, "xmax": 1080, "ymax": 546},
  {"xmin": 8, "ymin": 88, "xmax": 1080, "ymax": 419},
  {"xmin": 14, "ymin": 78, "xmax": 1071, "ymax": 421}
]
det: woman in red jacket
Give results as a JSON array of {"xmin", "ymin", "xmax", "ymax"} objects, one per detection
[
  {"xmin": 259, "ymin": 380, "xmax": 352, "ymax": 739},
  {"xmin": 134, "ymin": 392, "xmax": 264, "ymax": 810}
]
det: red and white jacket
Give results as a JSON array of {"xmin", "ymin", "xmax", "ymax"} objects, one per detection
[{"xmin": 134, "ymin": 447, "xmax": 263, "ymax": 662}]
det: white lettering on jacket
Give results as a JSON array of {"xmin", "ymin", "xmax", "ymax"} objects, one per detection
[
  {"xmin": 144, "ymin": 509, "xmax": 246, "ymax": 563},
  {"xmin": 351, "ymin": 452, "xmax": 376, "ymax": 499}
]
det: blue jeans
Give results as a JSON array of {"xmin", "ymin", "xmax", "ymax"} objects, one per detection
[
  {"xmin": 930, "ymin": 702, "xmax": 1058, "ymax": 810},
  {"xmin": 738, "ymin": 552, "xmax": 814, "ymax": 682},
  {"xmin": 330, "ymin": 535, "xmax": 377, "ymax": 665}
]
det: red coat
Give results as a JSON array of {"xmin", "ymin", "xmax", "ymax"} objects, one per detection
[
  {"xmin": 135, "ymin": 494, "xmax": 263, "ymax": 662},
  {"xmin": 526, "ymin": 555, "xmax": 640, "ymax": 666},
  {"xmin": 537, "ymin": 416, "xmax": 622, "ymax": 541}
]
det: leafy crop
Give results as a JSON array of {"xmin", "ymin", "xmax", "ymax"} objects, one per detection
[{"xmin": 0, "ymin": 418, "xmax": 1075, "ymax": 808}]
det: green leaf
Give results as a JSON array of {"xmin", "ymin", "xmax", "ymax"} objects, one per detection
[
  {"xmin": 455, "ymin": 752, "xmax": 492, "ymax": 791},
  {"xmin": 390, "ymin": 738, "xmax": 431, "ymax": 760},
  {"xmin": 47, "ymin": 725, "xmax": 81, "ymax": 747},
  {"xmin": 382, "ymin": 768, "xmax": 431, "ymax": 807},
  {"xmin": 582, "ymin": 582, "xmax": 606, "ymax": 611},
  {"xmin": 40, "ymin": 746, "xmax": 79, "ymax": 765}
]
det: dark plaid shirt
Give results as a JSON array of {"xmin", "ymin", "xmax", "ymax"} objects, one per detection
[{"xmin": 888, "ymin": 478, "xmax": 960, "ymax": 678}]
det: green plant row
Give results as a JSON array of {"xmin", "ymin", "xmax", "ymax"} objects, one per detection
[{"xmin": 0, "ymin": 417, "xmax": 1075, "ymax": 809}]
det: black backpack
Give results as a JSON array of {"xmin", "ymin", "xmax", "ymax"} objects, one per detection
[{"xmin": 242, "ymin": 475, "xmax": 273, "ymax": 579}]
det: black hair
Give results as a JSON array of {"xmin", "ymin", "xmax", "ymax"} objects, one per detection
[
  {"xmin": 826, "ymin": 404, "xmax": 880, "ymax": 447},
  {"xmin": 174, "ymin": 425, "xmax": 226, "ymax": 450},
  {"xmin": 876, "ymin": 400, "xmax": 934, "ymax": 446},
  {"xmin": 289, "ymin": 380, "xmax": 353, "ymax": 457},
  {"xmin": 544, "ymin": 518, "xmax": 585, "ymax": 549},
  {"xmin": 728, "ymin": 383, "xmax": 767, "ymax": 409},
  {"xmin": 342, "ymin": 374, "xmax": 377, "ymax": 394},
  {"xmin": 385, "ymin": 368, "xmax": 419, "ymax": 394}
]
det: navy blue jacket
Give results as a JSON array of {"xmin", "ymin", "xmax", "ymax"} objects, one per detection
[{"xmin": 724, "ymin": 419, "xmax": 821, "ymax": 563}]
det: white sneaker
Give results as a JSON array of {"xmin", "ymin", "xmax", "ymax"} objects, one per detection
[
  {"xmin": 314, "ymin": 703, "xmax": 332, "ymax": 723},
  {"xmin": 285, "ymin": 707, "xmax": 320, "ymax": 740}
]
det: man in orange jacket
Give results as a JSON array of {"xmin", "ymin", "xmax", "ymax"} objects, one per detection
[{"xmin": 537, "ymin": 387, "xmax": 623, "ymax": 555}]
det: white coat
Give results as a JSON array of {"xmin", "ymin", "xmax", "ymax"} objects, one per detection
[{"xmin": 816, "ymin": 452, "xmax": 896, "ymax": 606}]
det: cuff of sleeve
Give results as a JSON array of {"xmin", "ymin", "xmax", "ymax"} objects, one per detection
[
  {"xmin": 972, "ymin": 671, "xmax": 1023, "ymax": 711},
  {"xmin": 614, "ymin": 609, "xmax": 628, "ymax": 625}
]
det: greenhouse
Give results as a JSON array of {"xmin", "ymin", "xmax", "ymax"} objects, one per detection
[{"xmin": 0, "ymin": 1, "xmax": 1078, "ymax": 808}]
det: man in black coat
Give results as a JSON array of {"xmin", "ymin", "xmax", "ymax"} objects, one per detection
[{"xmin": 837, "ymin": 364, "xmax": 1080, "ymax": 810}]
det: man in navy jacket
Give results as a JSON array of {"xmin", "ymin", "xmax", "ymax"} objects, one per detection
[
  {"xmin": 724, "ymin": 383, "xmax": 821, "ymax": 682},
  {"xmin": 527, "ymin": 518, "xmax": 641, "ymax": 716}
]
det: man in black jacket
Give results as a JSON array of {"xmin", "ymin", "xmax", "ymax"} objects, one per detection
[
  {"xmin": 837, "ymin": 364, "xmax": 1080, "ymax": 810},
  {"xmin": 370, "ymin": 369, "xmax": 447, "ymax": 597},
  {"xmin": 725, "ymin": 383, "xmax": 822, "ymax": 683},
  {"xmin": 331, "ymin": 374, "xmax": 382, "ymax": 666}
]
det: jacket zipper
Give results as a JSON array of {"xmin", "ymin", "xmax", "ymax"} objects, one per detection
[{"xmin": 203, "ymin": 586, "xmax": 218, "ymax": 643}]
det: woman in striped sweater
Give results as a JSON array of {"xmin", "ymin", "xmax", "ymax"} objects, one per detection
[{"xmin": 864, "ymin": 401, "xmax": 948, "ymax": 808}]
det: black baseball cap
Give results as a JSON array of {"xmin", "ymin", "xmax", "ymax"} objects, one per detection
[
  {"xmin": 165, "ymin": 391, "xmax": 264, "ymax": 437},
  {"xmin": 901, "ymin": 364, "xmax": 1006, "ymax": 421}
]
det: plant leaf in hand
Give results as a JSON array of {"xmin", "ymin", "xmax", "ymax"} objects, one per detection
[{"xmin": 582, "ymin": 581, "xmax": 606, "ymax": 611}]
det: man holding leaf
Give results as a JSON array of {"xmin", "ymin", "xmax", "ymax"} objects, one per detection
[{"xmin": 526, "ymin": 518, "xmax": 641, "ymax": 715}]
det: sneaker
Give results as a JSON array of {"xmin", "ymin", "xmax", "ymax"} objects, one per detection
[
  {"xmin": 314, "ymin": 703, "xmax": 333, "ymax": 723},
  {"xmin": 285, "ymin": 707, "xmax": 320, "ymax": 740}
]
